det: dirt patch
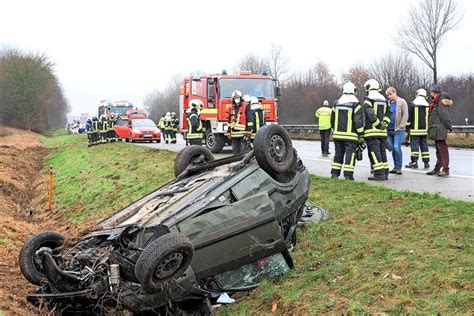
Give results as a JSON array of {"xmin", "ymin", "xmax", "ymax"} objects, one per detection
[{"xmin": 0, "ymin": 126, "xmax": 72, "ymax": 314}]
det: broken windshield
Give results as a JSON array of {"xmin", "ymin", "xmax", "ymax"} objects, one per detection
[{"xmin": 219, "ymin": 79, "xmax": 275, "ymax": 100}]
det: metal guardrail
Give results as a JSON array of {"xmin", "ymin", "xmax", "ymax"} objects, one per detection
[{"xmin": 281, "ymin": 125, "xmax": 474, "ymax": 134}]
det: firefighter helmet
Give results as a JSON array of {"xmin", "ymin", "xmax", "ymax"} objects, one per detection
[
  {"xmin": 364, "ymin": 79, "xmax": 380, "ymax": 92},
  {"xmin": 166, "ymin": 112, "xmax": 171, "ymax": 116},
  {"xmin": 231, "ymin": 90, "xmax": 243, "ymax": 99},
  {"xmin": 249, "ymin": 96, "xmax": 259, "ymax": 105},
  {"xmin": 343, "ymin": 82, "xmax": 357, "ymax": 95},
  {"xmin": 416, "ymin": 88, "xmax": 427, "ymax": 98},
  {"xmin": 189, "ymin": 99, "xmax": 203, "ymax": 109},
  {"xmin": 323, "ymin": 100, "xmax": 329, "ymax": 106}
]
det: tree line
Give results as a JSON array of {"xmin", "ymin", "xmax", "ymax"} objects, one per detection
[
  {"xmin": 0, "ymin": 47, "xmax": 69, "ymax": 132},
  {"xmin": 144, "ymin": 0, "xmax": 470, "ymax": 126}
]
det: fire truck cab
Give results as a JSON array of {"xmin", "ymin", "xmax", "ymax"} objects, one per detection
[{"xmin": 180, "ymin": 71, "xmax": 280, "ymax": 153}]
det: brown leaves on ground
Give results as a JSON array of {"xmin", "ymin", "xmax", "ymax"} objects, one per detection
[{"xmin": 0, "ymin": 126, "xmax": 75, "ymax": 315}]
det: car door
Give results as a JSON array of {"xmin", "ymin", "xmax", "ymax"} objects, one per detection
[
  {"xmin": 114, "ymin": 119, "xmax": 131, "ymax": 138},
  {"xmin": 178, "ymin": 191, "xmax": 287, "ymax": 279}
]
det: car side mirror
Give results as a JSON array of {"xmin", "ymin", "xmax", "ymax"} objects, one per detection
[{"xmin": 276, "ymin": 87, "xmax": 282, "ymax": 97}]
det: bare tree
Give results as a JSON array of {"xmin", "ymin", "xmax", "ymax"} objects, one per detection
[
  {"xmin": 395, "ymin": 0, "xmax": 463, "ymax": 83},
  {"xmin": 370, "ymin": 53, "xmax": 431, "ymax": 98},
  {"xmin": 236, "ymin": 54, "xmax": 269, "ymax": 75},
  {"xmin": 267, "ymin": 43, "xmax": 289, "ymax": 81},
  {"xmin": 342, "ymin": 65, "xmax": 372, "ymax": 94}
]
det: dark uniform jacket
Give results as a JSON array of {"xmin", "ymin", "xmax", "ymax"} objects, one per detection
[
  {"xmin": 428, "ymin": 93, "xmax": 453, "ymax": 141},
  {"xmin": 363, "ymin": 96, "xmax": 391, "ymax": 138},
  {"xmin": 330, "ymin": 96, "xmax": 364, "ymax": 142}
]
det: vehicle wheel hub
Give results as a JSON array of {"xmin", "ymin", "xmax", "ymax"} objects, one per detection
[
  {"xmin": 207, "ymin": 133, "xmax": 215, "ymax": 147},
  {"xmin": 269, "ymin": 135, "xmax": 287, "ymax": 163},
  {"xmin": 154, "ymin": 252, "xmax": 184, "ymax": 279}
]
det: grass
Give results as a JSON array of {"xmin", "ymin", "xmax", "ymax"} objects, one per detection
[
  {"xmin": 221, "ymin": 176, "xmax": 474, "ymax": 315},
  {"xmin": 41, "ymin": 131, "xmax": 473, "ymax": 314},
  {"xmin": 41, "ymin": 131, "xmax": 176, "ymax": 224}
]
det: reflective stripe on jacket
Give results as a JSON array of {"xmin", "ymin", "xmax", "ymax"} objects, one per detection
[
  {"xmin": 331, "ymin": 101, "xmax": 363, "ymax": 141},
  {"xmin": 363, "ymin": 97, "xmax": 391, "ymax": 138}
]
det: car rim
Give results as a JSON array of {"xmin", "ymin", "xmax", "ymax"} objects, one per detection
[
  {"xmin": 154, "ymin": 252, "xmax": 184, "ymax": 279},
  {"xmin": 207, "ymin": 133, "xmax": 215, "ymax": 148},
  {"xmin": 269, "ymin": 134, "xmax": 287, "ymax": 163}
]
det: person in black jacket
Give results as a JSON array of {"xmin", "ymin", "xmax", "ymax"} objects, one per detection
[
  {"xmin": 406, "ymin": 89, "xmax": 430, "ymax": 169},
  {"xmin": 427, "ymin": 85, "xmax": 453, "ymax": 177},
  {"xmin": 362, "ymin": 79, "xmax": 392, "ymax": 181},
  {"xmin": 330, "ymin": 82, "xmax": 364, "ymax": 180}
]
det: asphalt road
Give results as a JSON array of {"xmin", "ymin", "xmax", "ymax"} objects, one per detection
[{"xmin": 136, "ymin": 136, "xmax": 474, "ymax": 202}]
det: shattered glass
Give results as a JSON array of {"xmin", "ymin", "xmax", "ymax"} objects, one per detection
[{"xmin": 214, "ymin": 253, "xmax": 289, "ymax": 289}]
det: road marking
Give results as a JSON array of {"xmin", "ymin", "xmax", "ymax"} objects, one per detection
[{"xmin": 300, "ymin": 156, "xmax": 474, "ymax": 180}]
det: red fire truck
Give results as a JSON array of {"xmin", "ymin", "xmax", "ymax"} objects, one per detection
[{"xmin": 180, "ymin": 71, "xmax": 281, "ymax": 153}]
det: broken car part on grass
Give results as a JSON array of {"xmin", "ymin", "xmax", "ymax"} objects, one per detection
[{"xmin": 18, "ymin": 125, "xmax": 326, "ymax": 314}]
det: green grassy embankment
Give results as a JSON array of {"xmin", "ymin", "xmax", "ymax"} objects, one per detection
[
  {"xmin": 41, "ymin": 131, "xmax": 175, "ymax": 227},
  {"xmin": 221, "ymin": 178, "xmax": 473, "ymax": 315},
  {"xmin": 43, "ymin": 131, "xmax": 473, "ymax": 314}
]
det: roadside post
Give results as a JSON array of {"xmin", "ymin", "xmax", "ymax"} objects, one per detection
[{"xmin": 48, "ymin": 165, "xmax": 53, "ymax": 211}]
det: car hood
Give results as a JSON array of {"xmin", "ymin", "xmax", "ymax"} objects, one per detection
[{"xmin": 132, "ymin": 127, "xmax": 157, "ymax": 132}]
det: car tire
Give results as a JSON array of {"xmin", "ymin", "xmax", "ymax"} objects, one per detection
[
  {"xmin": 19, "ymin": 231, "xmax": 65, "ymax": 285},
  {"xmin": 254, "ymin": 125, "xmax": 295, "ymax": 181},
  {"xmin": 205, "ymin": 130, "xmax": 225, "ymax": 153},
  {"xmin": 134, "ymin": 232, "xmax": 194, "ymax": 292},
  {"xmin": 174, "ymin": 145, "xmax": 215, "ymax": 177}
]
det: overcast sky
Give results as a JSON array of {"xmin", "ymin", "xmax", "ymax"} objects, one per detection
[{"xmin": 1, "ymin": 0, "xmax": 473, "ymax": 116}]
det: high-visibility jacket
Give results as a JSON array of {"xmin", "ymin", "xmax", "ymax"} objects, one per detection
[
  {"xmin": 315, "ymin": 106, "xmax": 332, "ymax": 131},
  {"xmin": 186, "ymin": 110, "xmax": 203, "ymax": 139},
  {"xmin": 164, "ymin": 116, "xmax": 172, "ymax": 130},
  {"xmin": 158, "ymin": 117, "xmax": 166, "ymax": 129},
  {"xmin": 228, "ymin": 102, "xmax": 247, "ymax": 138},
  {"xmin": 331, "ymin": 97, "xmax": 364, "ymax": 142},
  {"xmin": 363, "ymin": 96, "xmax": 391, "ymax": 138},
  {"xmin": 246, "ymin": 105, "xmax": 265, "ymax": 136},
  {"xmin": 171, "ymin": 117, "xmax": 179, "ymax": 131},
  {"xmin": 408, "ymin": 99, "xmax": 429, "ymax": 136}
]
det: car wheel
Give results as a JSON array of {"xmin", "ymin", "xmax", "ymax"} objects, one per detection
[
  {"xmin": 205, "ymin": 130, "xmax": 225, "ymax": 153},
  {"xmin": 174, "ymin": 145, "xmax": 214, "ymax": 177},
  {"xmin": 19, "ymin": 231, "xmax": 65, "ymax": 285},
  {"xmin": 254, "ymin": 125, "xmax": 295, "ymax": 181},
  {"xmin": 134, "ymin": 232, "xmax": 194, "ymax": 292}
]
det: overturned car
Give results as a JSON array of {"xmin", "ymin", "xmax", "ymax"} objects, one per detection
[{"xmin": 19, "ymin": 125, "xmax": 311, "ymax": 314}]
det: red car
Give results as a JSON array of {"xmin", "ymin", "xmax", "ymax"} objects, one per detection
[{"xmin": 115, "ymin": 118, "xmax": 161, "ymax": 143}]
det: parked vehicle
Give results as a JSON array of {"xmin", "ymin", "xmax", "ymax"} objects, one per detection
[
  {"xmin": 180, "ymin": 71, "xmax": 281, "ymax": 153},
  {"xmin": 115, "ymin": 118, "xmax": 161, "ymax": 143},
  {"xmin": 19, "ymin": 125, "xmax": 310, "ymax": 314},
  {"xmin": 78, "ymin": 113, "xmax": 90, "ymax": 133}
]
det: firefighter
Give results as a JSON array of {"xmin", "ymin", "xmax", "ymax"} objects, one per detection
[
  {"xmin": 164, "ymin": 112, "xmax": 172, "ymax": 144},
  {"xmin": 158, "ymin": 114, "xmax": 166, "ymax": 140},
  {"xmin": 405, "ymin": 88, "xmax": 430, "ymax": 169},
  {"xmin": 99, "ymin": 113, "xmax": 108, "ymax": 144},
  {"xmin": 244, "ymin": 96, "xmax": 265, "ymax": 149},
  {"xmin": 363, "ymin": 79, "xmax": 392, "ymax": 181},
  {"xmin": 107, "ymin": 113, "xmax": 117, "ymax": 142},
  {"xmin": 86, "ymin": 117, "xmax": 94, "ymax": 146},
  {"xmin": 330, "ymin": 82, "xmax": 364, "ymax": 180},
  {"xmin": 89, "ymin": 116, "xmax": 100, "ymax": 146},
  {"xmin": 315, "ymin": 100, "xmax": 332, "ymax": 155},
  {"xmin": 186, "ymin": 99, "xmax": 204, "ymax": 146},
  {"xmin": 170, "ymin": 112, "xmax": 179, "ymax": 144},
  {"xmin": 227, "ymin": 90, "xmax": 248, "ymax": 155}
]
